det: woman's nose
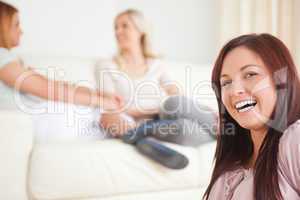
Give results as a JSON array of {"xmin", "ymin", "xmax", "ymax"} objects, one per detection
[
  {"xmin": 116, "ymin": 27, "xmax": 122, "ymax": 35},
  {"xmin": 232, "ymin": 81, "xmax": 246, "ymax": 96}
]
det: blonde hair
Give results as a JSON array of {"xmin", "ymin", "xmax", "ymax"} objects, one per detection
[
  {"xmin": 0, "ymin": 2, "xmax": 17, "ymax": 48},
  {"xmin": 115, "ymin": 9, "xmax": 157, "ymax": 59}
]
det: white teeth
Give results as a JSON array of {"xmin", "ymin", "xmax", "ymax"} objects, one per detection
[
  {"xmin": 235, "ymin": 99, "xmax": 257, "ymax": 109},
  {"xmin": 238, "ymin": 105, "xmax": 255, "ymax": 112}
]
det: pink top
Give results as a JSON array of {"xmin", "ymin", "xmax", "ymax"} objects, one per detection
[{"xmin": 208, "ymin": 120, "xmax": 300, "ymax": 200}]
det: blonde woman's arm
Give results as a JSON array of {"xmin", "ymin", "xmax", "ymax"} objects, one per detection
[
  {"xmin": 159, "ymin": 63, "xmax": 181, "ymax": 96},
  {"xmin": 0, "ymin": 60, "xmax": 120, "ymax": 110},
  {"xmin": 162, "ymin": 84, "xmax": 180, "ymax": 96}
]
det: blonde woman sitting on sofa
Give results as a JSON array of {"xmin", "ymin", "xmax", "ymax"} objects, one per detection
[{"xmin": 96, "ymin": 9, "xmax": 216, "ymax": 147}]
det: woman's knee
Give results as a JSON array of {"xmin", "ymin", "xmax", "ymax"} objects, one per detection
[{"xmin": 160, "ymin": 95, "xmax": 185, "ymax": 119}]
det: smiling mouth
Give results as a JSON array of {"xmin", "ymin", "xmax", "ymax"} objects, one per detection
[{"xmin": 235, "ymin": 99, "xmax": 257, "ymax": 113}]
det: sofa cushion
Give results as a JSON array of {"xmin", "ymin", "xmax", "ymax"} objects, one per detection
[{"xmin": 29, "ymin": 140, "xmax": 215, "ymax": 199}]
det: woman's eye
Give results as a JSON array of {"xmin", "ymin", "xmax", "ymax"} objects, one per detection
[
  {"xmin": 245, "ymin": 72, "xmax": 258, "ymax": 79},
  {"xmin": 221, "ymin": 80, "xmax": 232, "ymax": 87}
]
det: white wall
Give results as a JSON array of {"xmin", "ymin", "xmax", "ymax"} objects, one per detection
[
  {"xmin": 18, "ymin": 0, "xmax": 117, "ymax": 58},
  {"xmin": 115, "ymin": 0, "xmax": 219, "ymax": 64},
  {"xmin": 17, "ymin": 0, "xmax": 219, "ymax": 65}
]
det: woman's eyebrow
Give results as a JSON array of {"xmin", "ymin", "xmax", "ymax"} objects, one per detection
[
  {"xmin": 241, "ymin": 64, "xmax": 260, "ymax": 71},
  {"xmin": 221, "ymin": 64, "xmax": 260, "ymax": 78}
]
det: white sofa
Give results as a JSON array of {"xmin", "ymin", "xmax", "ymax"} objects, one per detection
[{"xmin": 0, "ymin": 55, "xmax": 217, "ymax": 200}]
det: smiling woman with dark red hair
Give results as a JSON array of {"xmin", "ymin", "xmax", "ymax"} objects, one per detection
[{"xmin": 203, "ymin": 34, "xmax": 300, "ymax": 200}]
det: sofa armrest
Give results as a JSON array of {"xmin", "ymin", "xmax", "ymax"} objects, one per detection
[{"xmin": 0, "ymin": 111, "xmax": 33, "ymax": 200}]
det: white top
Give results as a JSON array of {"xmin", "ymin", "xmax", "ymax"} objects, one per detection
[
  {"xmin": 0, "ymin": 47, "xmax": 21, "ymax": 109},
  {"xmin": 95, "ymin": 58, "xmax": 173, "ymax": 111},
  {"xmin": 0, "ymin": 47, "xmax": 38, "ymax": 110}
]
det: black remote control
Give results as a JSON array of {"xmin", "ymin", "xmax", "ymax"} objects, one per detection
[
  {"xmin": 122, "ymin": 122, "xmax": 154, "ymax": 144},
  {"xmin": 122, "ymin": 128, "xmax": 148, "ymax": 144},
  {"xmin": 136, "ymin": 138, "xmax": 189, "ymax": 169}
]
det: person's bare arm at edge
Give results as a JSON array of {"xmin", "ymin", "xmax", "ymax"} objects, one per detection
[{"xmin": 0, "ymin": 60, "xmax": 120, "ymax": 110}]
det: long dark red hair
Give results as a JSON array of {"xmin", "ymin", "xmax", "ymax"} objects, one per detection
[{"xmin": 203, "ymin": 33, "xmax": 300, "ymax": 200}]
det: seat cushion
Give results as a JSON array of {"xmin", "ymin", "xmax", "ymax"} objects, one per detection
[{"xmin": 29, "ymin": 139, "xmax": 215, "ymax": 199}]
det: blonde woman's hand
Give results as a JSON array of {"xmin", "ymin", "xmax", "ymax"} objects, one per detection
[
  {"xmin": 99, "ymin": 91, "xmax": 124, "ymax": 109},
  {"xmin": 100, "ymin": 97, "xmax": 119, "ymax": 111}
]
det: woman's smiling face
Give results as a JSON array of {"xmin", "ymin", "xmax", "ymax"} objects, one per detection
[
  {"xmin": 220, "ymin": 47, "xmax": 277, "ymax": 132},
  {"xmin": 114, "ymin": 13, "xmax": 142, "ymax": 51}
]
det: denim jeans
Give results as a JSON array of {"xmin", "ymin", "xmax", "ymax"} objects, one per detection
[{"xmin": 126, "ymin": 96, "xmax": 217, "ymax": 147}]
